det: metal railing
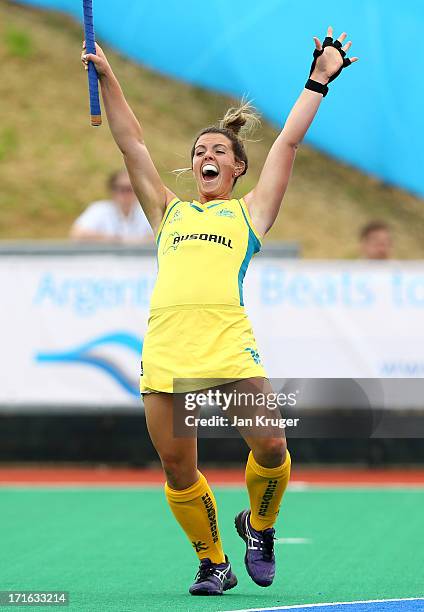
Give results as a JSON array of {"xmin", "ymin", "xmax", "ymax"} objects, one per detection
[{"xmin": 0, "ymin": 240, "xmax": 300, "ymax": 258}]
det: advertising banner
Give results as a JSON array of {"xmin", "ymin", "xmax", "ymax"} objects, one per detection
[{"xmin": 1, "ymin": 255, "xmax": 423, "ymax": 408}]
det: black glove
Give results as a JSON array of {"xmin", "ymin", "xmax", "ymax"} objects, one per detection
[{"xmin": 305, "ymin": 35, "xmax": 352, "ymax": 97}]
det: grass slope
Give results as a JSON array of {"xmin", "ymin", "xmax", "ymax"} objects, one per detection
[{"xmin": 1, "ymin": 1, "xmax": 424, "ymax": 257}]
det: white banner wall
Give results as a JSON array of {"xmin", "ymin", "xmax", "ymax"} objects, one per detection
[
  {"xmin": 246, "ymin": 260, "xmax": 424, "ymax": 380},
  {"xmin": 1, "ymin": 255, "xmax": 423, "ymax": 407}
]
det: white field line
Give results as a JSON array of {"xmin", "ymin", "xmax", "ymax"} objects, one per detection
[
  {"xmin": 223, "ymin": 596, "xmax": 424, "ymax": 612},
  {"xmin": 275, "ymin": 537, "xmax": 312, "ymax": 544}
]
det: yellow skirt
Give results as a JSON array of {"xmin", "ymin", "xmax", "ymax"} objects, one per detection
[{"xmin": 140, "ymin": 305, "xmax": 267, "ymax": 394}]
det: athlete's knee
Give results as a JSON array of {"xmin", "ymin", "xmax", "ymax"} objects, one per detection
[
  {"xmin": 253, "ymin": 437, "xmax": 287, "ymax": 468},
  {"xmin": 159, "ymin": 450, "xmax": 197, "ymax": 488},
  {"xmin": 160, "ymin": 449, "xmax": 190, "ymax": 474}
]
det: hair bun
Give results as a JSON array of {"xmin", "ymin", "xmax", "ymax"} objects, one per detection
[{"xmin": 219, "ymin": 100, "xmax": 261, "ymax": 139}]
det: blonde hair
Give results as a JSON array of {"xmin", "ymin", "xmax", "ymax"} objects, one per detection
[{"xmin": 218, "ymin": 99, "xmax": 261, "ymax": 140}]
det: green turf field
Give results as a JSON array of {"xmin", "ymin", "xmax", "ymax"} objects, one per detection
[{"xmin": 1, "ymin": 487, "xmax": 423, "ymax": 611}]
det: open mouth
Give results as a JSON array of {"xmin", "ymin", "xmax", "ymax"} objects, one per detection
[{"xmin": 202, "ymin": 163, "xmax": 220, "ymax": 182}]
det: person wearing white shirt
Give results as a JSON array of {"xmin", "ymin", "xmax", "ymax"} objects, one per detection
[{"xmin": 70, "ymin": 169, "xmax": 153, "ymax": 242}]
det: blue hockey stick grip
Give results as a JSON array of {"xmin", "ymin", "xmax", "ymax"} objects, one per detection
[{"xmin": 82, "ymin": 0, "xmax": 101, "ymax": 126}]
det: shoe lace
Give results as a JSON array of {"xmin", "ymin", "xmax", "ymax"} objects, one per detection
[
  {"xmin": 195, "ymin": 559, "xmax": 216, "ymax": 582},
  {"xmin": 261, "ymin": 529, "xmax": 275, "ymax": 561}
]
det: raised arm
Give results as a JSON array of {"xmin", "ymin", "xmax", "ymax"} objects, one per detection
[
  {"xmin": 244, "ymin": 27, "xmax": 358, "ymax": 237},
  {"xmin": 82, "ymin": 43, "xmax": 176, "ymax": 234}
]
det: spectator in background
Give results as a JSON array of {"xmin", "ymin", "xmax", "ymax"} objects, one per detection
[
  {"xmin": 70, "ymin": 169, "xmax": 153, "ymax": 242},
  {"xmin": 359, "ymin": 221, "xmax": 392, "ymax": 260}
]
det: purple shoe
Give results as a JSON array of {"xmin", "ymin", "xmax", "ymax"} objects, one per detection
[
  {"xmin": 189, "ymin": 555, "xmax": 238, "ymax": 596},
  {"xmin": 235, "ymin": 509, "xmax": 275, "ymax": 587}
]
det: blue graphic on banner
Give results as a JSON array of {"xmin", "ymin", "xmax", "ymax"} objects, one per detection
[
  {"xmin": 236, "ymin": 599, "xmax": 424, "ymax": 612},
  {"xmin": 35, "ymin": 332, "xmax": 142, "ymax": 397},
  {"xmin": 33, "ymin": 273, "xmax": 154, "ymax": 316},
  {"xmin": 260, "ymin": 267, "xmax": 424, "ymax": 309},
  {"xmin": 380, "ymin": 362, "xmax": 424, "ymax": 377},
  {"xmin": 11, "ymin": 0, "xmax": 424, "ymax": 197}
]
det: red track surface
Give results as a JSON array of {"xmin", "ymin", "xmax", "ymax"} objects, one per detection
[{"xmin": 1, "ymin": 467, "xmax": 424, "ymax": 486}]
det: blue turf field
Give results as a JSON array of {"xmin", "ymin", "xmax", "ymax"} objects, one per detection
[{"xmin": 225, "ymin": 598, "xmax": 424, "ymax": 611}]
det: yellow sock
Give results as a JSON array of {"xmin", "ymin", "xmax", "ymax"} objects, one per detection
[
  {"xmin": 246, "ymin": 449, "xmax": 291, "ymax": 531},
  {"xmin": 164, "ymin": 471, "xmax": 225, "ymax": 564}
]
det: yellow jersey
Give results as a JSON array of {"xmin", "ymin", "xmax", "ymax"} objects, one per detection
[{"xmin": 150, "ymin": 196, "xmax": 262, "ymax": 310}]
